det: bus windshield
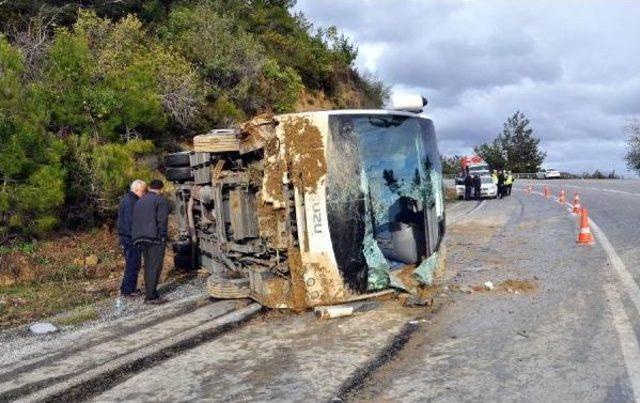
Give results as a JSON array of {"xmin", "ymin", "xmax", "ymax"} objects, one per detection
[{"xmin": 325, "ymin": 114, "xmax": 444, "ymax": 291}]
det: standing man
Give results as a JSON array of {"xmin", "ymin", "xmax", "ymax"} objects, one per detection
[
  {"xmin": 473, "ymin": 174, "xmax": 481, "ymax": 199},
  {"xmin": 505, "ymin": 171, "xmax": 514, "ymax": 196},
  {"xmin": 497, "ymin": 170, "xmax": 506, "ymax": 199},
  {"xmin": 463, "ymin": 168, "xmax": 473, "ymax": 200},
  {"xmin": 132, "ymin": 179, "xmax": 170, "ymax": 304},
  {"xmin": 117, "ymin": 179, "xmax": 147, "ymax": 297}
]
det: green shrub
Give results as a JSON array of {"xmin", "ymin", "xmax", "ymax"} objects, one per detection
[
  {"xmin": 260, "ymin": 59, "xmax": 304, "ymax": 113},
  {"xmin": 0, "ymin": 36, "xmax": 67, "ymax": 239}
]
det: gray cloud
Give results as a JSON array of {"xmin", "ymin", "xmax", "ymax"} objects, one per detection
[{"xmin": 296, "ymin": 0, "xmax": 640, "ymax": 174}]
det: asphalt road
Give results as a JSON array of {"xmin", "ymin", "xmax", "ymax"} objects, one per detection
[
  {"xmin": 8, "ymin": 181, "xmax": 640, "ymax": 402},
  {"xmin": 93, "ymin": 188, "xmax": 640, "ymax": 401},
  {"xmin": 346, "ymin": 191, "xmax": 635, "ymax": 402},
  {"xmin": 516, "ymin": 179, "xmax": 640, "ymax": 283}
]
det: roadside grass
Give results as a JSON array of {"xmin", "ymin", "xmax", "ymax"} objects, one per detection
[
  {"xmin": 444, "ymin": 186, "xmax": 460, "ymax": 203},
  {"xmin": 54, "ymin": 306, "xmax": 100, "ymax": 326},
  {"xmin": 0, "ymin": 227, "xmax": 123, "ymax": 329},
  {"xmin": 0, "ymin": 281, "xmax": 112, "ymax": 329}
]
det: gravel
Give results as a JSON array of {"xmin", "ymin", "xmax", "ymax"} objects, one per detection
[{"xmin": 0, "ymin": 277, "xmax": 207, "ymax": 367}]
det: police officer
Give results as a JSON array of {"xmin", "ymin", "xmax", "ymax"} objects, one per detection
[{"xmin": 505, "ymin": 171, "xmax": 514, "ymax": 196}]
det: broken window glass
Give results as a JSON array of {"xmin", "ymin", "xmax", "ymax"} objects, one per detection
[{"xmin": 326, "ymin": 114, "xmax": 444, "ymax": 292}]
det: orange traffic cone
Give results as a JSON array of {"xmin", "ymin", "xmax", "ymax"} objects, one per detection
[
  {"xmin": 544, "ymin": 186, "xmax": 551, "ymax": 198},
  {"xmin": 572, "ymin": 193, "xmax": 582, "ymax": 214},
  {"xmin": 558, "ymin": 188, "xmax": 566, "ymax": 204},
  {"xmin": 577, "ymin": 208, "xmax": 594, "ymax": 244}
]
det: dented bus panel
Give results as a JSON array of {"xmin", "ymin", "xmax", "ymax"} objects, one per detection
[{"xmin": 166, "ymin": 109, "xmax": 446, "ymax": 309}]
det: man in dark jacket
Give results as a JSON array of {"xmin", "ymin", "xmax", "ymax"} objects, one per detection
[
  {"xmin": 463, "ymin": 168, "xmax": 473, "ymax": 200},
  {"xmin": 473, "ymin": 174, "xmax": 481, "ymax": 199},
  {"xmin": 132, "ymin": 179, "xmax": 170, "ymax": 304},
  {"xmin": 117, "ymin": 180, "xmax": 147, "ymax": 297},
  {"xmin": 497, "ymin": 170, "xmax": 506, "ymax": 199}
]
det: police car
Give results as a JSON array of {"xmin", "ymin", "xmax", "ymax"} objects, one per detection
[{"xmin": 455, "ymin": 175, "xmax": 498, "ymax": 199}]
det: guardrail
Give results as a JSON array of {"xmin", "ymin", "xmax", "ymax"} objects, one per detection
[{"xmin": 513, "ymin": 173, "xmax": 538, "ymax": 179}]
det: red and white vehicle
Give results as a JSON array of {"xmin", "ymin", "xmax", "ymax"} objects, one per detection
[
  {"xmin": 455, "ymin": 155, "xmax": 497, "ymax": 199},
  {"xmin": 461, "ymin": 155, "xmax": 491, "ymax": 176}
]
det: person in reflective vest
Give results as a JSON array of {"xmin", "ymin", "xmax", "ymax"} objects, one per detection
[
  {"xmin": 491, "ymin": 170, "xmax": 498, "ymax": 185},
  {"xmin": 505, "ymin": 171, "xmax": 514, "ymax": 196}
]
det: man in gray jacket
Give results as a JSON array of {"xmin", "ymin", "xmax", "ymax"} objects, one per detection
[{"xmin": 132, "ymin": 179, "xmax": 170, "ymax": 304}]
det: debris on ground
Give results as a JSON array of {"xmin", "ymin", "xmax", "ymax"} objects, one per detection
[
  {"xmin": 402, "ymin": 295, "xmax": 434, "ymax": 307},
  {"xmin": 462, "ymin": 279, "xmax": 539, "ymax": 295},
  {"xmin": 314, "ymin": 300, "xmax": 381, "ymax": 319},
  {"xmin": 29, "ymin": 322, "xmax": 58, "ymax": 335},
  {"xmin": 315, "ymin": 305, "xmax": 354, "ymax": 319},
  {"xmin": 497, "ymin": 279, "xmax": 538, "ymax": 293},
  {"xmin": 459, "ymin": 285, "xmax": 474, "ymax": 294}
]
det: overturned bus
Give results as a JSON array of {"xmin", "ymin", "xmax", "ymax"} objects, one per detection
[{"xmin": 165, "ymin": 96, "xmax": 446, "ymax": 309}]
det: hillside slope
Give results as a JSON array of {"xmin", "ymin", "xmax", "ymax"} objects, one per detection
[{"xmin": 0, "ymin": 0, "xmax": 387, "ymax": 239}]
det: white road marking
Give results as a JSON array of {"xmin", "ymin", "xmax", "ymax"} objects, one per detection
[
  {"xmin": 468, "ymin": 200, "xmax": 486, "ymax": 216},
  {"xmin": 588, "ymin": 217, "xmax": 640, "ymax": 323},
  {"xmin": 565, "ymin": 185, "xmax": 640, "ymax": 198},
  {"xmin": 519, "ymin": 187, "xmax": 640, "ymax": 398},
  {"xmin": 518, "ymin": 182, "xmax": 640, "ymax": 198},
  {"xmin": 603, "ymin": 283, "xmax": 640, "ymax": 402},
  {"xmin": 562, "ymin": 196, "xmax": 640, "ymax": 399}
]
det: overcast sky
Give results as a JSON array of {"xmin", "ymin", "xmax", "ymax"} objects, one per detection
[{"xmin": 295, "ymin": 0, "xmax": 640, "ymax": 175}]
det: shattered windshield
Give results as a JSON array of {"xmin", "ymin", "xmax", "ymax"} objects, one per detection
[{"xmin": 326, "ymin": 114, "xmax": 444, "ymax": 292}]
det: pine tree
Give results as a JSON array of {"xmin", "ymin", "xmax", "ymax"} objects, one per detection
[{"xmin": 474, "ymin": 111, "xmax": 546, "ymax": 172}]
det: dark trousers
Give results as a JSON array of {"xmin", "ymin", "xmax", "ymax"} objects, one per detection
[
  {"xmin": 465, "ymin": 185, "xmax": 472, "ymax": 200},
  {"xmin": 138, "ymin": 242, "xmax": 166, "ymax": 300},
  {"xmin": 474, "ymin": 187, "xmax": 481, "ymax": 199},
  {"xmin": 120, "ymin": 237, "xmax": 142, "ymax": 294},
  {"xmin": 498, "ymin": 185, "xmax": 505, "ymax": 199},
  {"xmin": 507, "ymin": 184, "xmax": 512, "ymax": 196}
]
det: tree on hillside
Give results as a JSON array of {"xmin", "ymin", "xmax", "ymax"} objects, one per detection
[
  {"xmin": 0, "ymin": 36, "xmax": 66, "ymax": 239},
  {"xmin": 474, "ymin": 143, "xmax": 506, "ymax": 170},
  {"xmin": 0, "ymin": 1, "xmax": 388, "ymax": 239},
  {"xmin": 474, "ymin": 111, "xmax": 545, "ymax": 172},
  {"xmin": 624, "ymin": 119, "xmax": 640, "ymax": 174}
]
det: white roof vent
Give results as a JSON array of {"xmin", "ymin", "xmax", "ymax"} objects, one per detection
[{"xmin": 387, "ymin": 93, "xmax": 428, "ymax": 113}]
